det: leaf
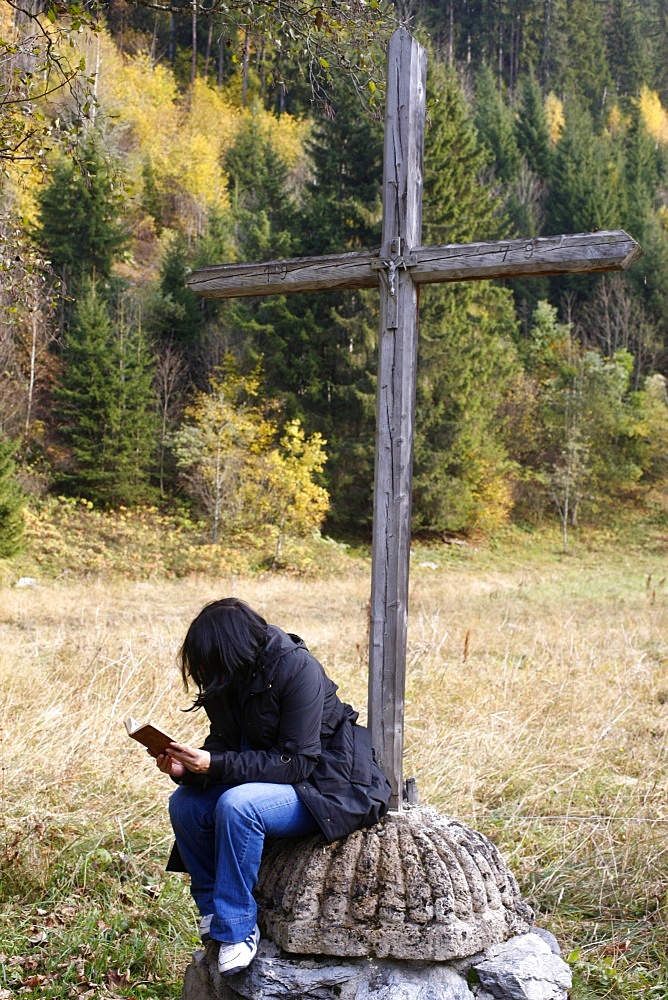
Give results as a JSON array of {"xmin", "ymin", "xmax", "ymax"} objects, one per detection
[
  {"xmin": 22, "ymin": 975, "xmax": 48, "ymax": 988},
  {"xmin": 106, "ymin": 969, "xmax": 131, "ymax": 987}
]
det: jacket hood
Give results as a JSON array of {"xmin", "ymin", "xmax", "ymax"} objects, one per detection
[{"xmin": 259, "ymin": 625, "xmax": 306, "ymax": 668}]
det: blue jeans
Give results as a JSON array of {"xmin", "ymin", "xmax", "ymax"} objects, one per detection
[{"xmin": 168, "ymin": 782, "xmax": 319, "ymax": 943}]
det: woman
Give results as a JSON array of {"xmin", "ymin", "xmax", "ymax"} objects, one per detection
[{"xmin": 157, "ymin": 598, "xmax": 391, "ymax": 976}]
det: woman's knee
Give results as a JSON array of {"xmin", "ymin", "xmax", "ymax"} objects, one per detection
[
  {"xmin": 169, "ymin": 785, "xmax": 199, "ymax": 825},
  {"xmin": 214, "ymin": 785, "xmax": 259, "ymax": 827}
]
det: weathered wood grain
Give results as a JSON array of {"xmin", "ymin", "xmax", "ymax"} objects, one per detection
[
  {"xmin": 185, "ymin": 231, "xmax": 642, "ymax": 299},
  {"xmin": 368, "ymin": 28, "xmax": 427, "ymax": 809}
]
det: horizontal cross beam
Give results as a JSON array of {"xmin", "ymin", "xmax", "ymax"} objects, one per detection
[{"xmin": 186, "ymin": 230, "xmax": 642, "ymax": 300}]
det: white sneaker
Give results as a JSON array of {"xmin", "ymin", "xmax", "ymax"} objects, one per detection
[
  {"xmin": 217, "ymin": 924, "xmax": 260, "ymax": 975},
  {"xmin": 199, "ymin": 914, "xmax": 213, "ymax": 942}
]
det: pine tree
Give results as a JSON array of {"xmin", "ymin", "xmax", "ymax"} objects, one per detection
[
  {"xmin": 605, "ymin": 0, "xmax": 647, "ymax": 102},
  {"xmin": 414, "ymin": 61, "xmax": 520, "ymax": 535},
  {"xmin": 225, "ymin": 79, "xmax": 384, "ymax": 534},
  {"xmin": 515, "ymin": 73, "xmax": 553, "ymax": 179},
  {"xmin": 551, "ymin": 0, "xmax": 611, "ymax": 113},
  {"xmin": 224, "ymin": 110, "xmax": 297, "ymax": 261},
  {"xmin": 473, "ymin": 64, "xmax": 521, "ymax": 185},
  {"xmin": 148, "ymin": 235, "xmax": 204, "ymax": 357},
  {"xmin": 425, "ymin": 62, "xmax": 504, "ymax": 245},
  {"xmin": 34, "ymin": 140, "xmax": 127, "ymax": 299},
  {"xmin": 546, "ymin": 97, "xmax": 626, "ymax": 235},
  {"xmin": 622, "ymin": 103, "xmax": 668, "ymax": 329},
  {"xmin": 0, "ymin": 437, "xmax": 24, "ymax": 559},
  {"xmin": 54, "ymin": 282, "xmax": 157, "ymax": 505},
  {"xmin": 301, "ymin": 82, "xmax": 384, "ymax": 254}
]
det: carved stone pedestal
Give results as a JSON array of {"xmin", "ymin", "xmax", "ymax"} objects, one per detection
[{"xmin": 180, "ymin": 808, "xmax": 571, "ymax": 1000}]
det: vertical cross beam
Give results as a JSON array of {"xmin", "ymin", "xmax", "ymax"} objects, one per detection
[{"xmin": 368, "ymin": 29, "xmax": 427, "ymax": 809}]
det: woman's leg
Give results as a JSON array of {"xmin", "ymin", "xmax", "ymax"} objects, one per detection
[
  {"xmin": 210, "ymin": 782, "xmax": 318, "ymax": 944},
  {"xmin": 168, "ymin": 783, "xmax": 232, "ymax": 918}
]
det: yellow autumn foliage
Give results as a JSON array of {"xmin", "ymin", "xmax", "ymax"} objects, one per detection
[
  {"xmin": 172, "ymin": 365, "xmax": 328, "ymax": 544},
  {"xmin": 92, "ymin": 33, "xmax": 308, "ymax": 235},
  {"xmin": 639, "ymin": 86, "xmax": 668, "ymax": 146},
  {"xmin": 545, "ymin": 92, "xmax": 564, "ymax": 146},
  {"xmin": 659, "ymin": 205, "xmax": 668, "ymax": 234},
  {"xmin": 606, "ymin": 103, "xmax": 625, "ymax": 136},
  {"xmin": 0, "ymin": 3, "xmax": 14, "ymax": 41}
]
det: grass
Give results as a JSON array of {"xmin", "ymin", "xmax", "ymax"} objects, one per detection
[{"xmin": 1, "ymin": 508, "xmax": 667, "ymax": 997}]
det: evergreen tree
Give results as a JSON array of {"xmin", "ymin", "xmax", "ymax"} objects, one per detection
[
  {"xmin": 622, "ymin": 104, "xmax": 668, "ymax": 330},
  {"xmin": 228, "ymin": 80, "xmax": 384, "ymax": 534},
  {"xmin": 605, "ymin": 0, "xmax": 647, "ymax": 102},
  {"xmin": 414, "ymin": 61, "xmax": 520, "ymax": 535},
  {"xmin": 0, "ymin": 437, "xmax": 24, "ymax": 559},
  {"xmin": 515, "ymin": 73, "xmax": 553, "ymax": 179},
  {"xmin": 473, "ymin": 64, "xmax": 521, "ymax": 185},
  {"xmin": 148, "ymin": 235, "xmax": 204, "ymax": 358},
  {"xmin": 552, "ymin": 0, "xmax": 611, "ymax": 113},
  {"xmin": 54, "ymin": 282, "xmax": 157, "ymax": 505},
  {"xmin": 34, "ymin": 140, "xmax": 127, "ymax": 300},
  {"xmin": 426, "ymin": 62, "xmax": 504, "ymax": 245},
  {"xmin": 546, "ymin": 97, "xmax": 626, "ymax": 235},
  {"xmin": 301, "ymin": 83, "xmax": 384, "ymax": 254},
  {"xmin": 224, "ymin": 110, "xmax": 297, "ymax": 261}
]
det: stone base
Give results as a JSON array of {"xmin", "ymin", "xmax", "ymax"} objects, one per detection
[
  {"xmin": 181, "ymin": 931, "xmax": 572, "ymax": 1000},
  {"xmin": 255, "ymin": 807, "xmax": 533, "ymax": 961}
]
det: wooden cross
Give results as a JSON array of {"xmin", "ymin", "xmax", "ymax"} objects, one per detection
[{"xmin": 186, "ymin": 28, "xmax": 642, "ymax": 809}]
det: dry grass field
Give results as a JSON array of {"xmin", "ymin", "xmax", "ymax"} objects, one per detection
[{"xmin": 1, "ymin": 527, "xmax": 668, "ymax": 997}]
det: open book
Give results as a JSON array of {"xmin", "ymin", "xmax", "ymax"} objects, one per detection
[{"xmin": 125, "ymin": 717, "xmax": 175, "ymax": 757}]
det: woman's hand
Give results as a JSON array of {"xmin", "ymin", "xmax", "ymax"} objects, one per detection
[
  {"xmin": 164, "ymin": 742, "xmax": 211, "ymax": 774},
  {"xmin": 155, "ymin": 751, "xmax": 186, "ymax": 779}
]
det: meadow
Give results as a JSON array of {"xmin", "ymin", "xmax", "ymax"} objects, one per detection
[{"xmin": 1, "ymin": 516, "xmax": 667, "ymax": 998}]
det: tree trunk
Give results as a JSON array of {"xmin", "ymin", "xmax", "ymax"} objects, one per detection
[
  {"xmin": 213, "ymin": 438, "xmax": 222, "ymax": 544},
  {"xmin": 218, "ymin": 29, "xmax": 224, "ymax": 87},
  {"xmin": 241, "ymin": 29, "xmax": 250, "ymax": 107},
  {"xmin": 191, "ymin": 0, "xmax": 197, "ymax": 86},
  {"xmin": 204, "ymin": 17, "xmax": 213, "ymax": 78},
  {"xmin": 25, "ymin": 307, "xmax": 38, "ymax": 433},
  {"xmin": 448, "ymin": 0, "xmax": 454, "ymax": 65}
]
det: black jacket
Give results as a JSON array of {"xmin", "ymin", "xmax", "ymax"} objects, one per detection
[{"xmin": 172, "ymin": 625, "xmax": 391, "ymax": 845}]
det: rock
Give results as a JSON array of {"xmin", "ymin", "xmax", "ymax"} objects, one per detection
[
  {"xmin": 469, "ymin": 933, "xmax": 572, "ymax": 1000},
  {"xmin": 180, "ymin": 808, "xmax": 570, "ymax": 1000},
  {"xmin": 181, "ymin": 934, "xmax": 571, "ymax": 1000},
  {"xmin": 15, "ymin": 577, "xmax": 37, "ymax": 588},
  {"xmin": 530, "ymin": 926, "xmax": 562, "ymax": 957}
]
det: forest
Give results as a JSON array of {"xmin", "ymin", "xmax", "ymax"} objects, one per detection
[{"xmin": 1, "ymin": 0, "xmax": 668, "ymax": 559}]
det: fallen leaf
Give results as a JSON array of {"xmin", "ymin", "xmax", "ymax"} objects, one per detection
[{"xmin": 107, "ymin": 969, "xmax": 131, "ymax": 987}]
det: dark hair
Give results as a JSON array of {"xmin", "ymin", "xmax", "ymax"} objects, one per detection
[{"xmin": 180, "ymin": 598, "xmax": 268, "ymax": 709}]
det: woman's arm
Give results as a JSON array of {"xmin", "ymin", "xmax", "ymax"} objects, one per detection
[{"xmin": 204, "ymin": 653, "xmax": 325, "ymax": 786}]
